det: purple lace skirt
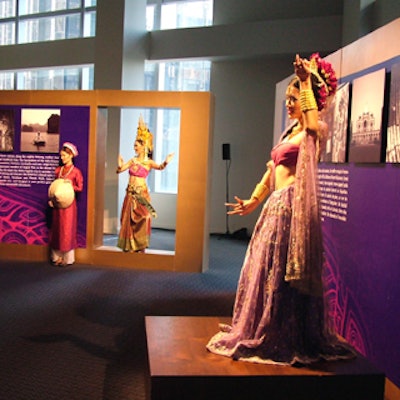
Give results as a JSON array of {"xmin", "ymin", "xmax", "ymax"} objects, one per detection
[{"xmin": 207, "ymin": 185, "xmax": 355, "ymax": 365}]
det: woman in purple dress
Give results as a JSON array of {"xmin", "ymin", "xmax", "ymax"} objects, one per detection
[
  {"xmin": 49, "ymin": 142, "xmax": 83, "ymax": 267},
  {"xmin": 207, "ymin": 54, "xmax": 355, "ymax": 365}
]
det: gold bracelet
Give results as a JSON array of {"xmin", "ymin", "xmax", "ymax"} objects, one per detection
[
  {"xmin": 251, "ymin": 183, "xmax": 269, "ymax": 201},
  {"xmin": 299, "ymin": 89, "xmax": 317, "ymax": 112}
]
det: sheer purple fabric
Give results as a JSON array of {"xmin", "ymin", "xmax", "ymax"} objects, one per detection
[{"xmin": 285, "ymin": 131, "xmax": 323, "ymax": 296}]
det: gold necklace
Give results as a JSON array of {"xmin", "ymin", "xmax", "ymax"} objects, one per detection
[
  {"xmin": 287, "ymin": 122, "xmax": 304, "ymax": 139},
  {"xmin": 59, "ymin": 164, "xmax": 74, "ymax": 179}
]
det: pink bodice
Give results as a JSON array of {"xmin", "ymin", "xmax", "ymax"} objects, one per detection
[
  {"xmin": 129, "ymin": 163, "xmax": 149, "ymax": 178},
  {"xmin": 271, "ymin": 142, "xmax": 299, "ymax": 167}
]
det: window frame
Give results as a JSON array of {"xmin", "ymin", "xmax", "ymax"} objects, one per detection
[
  {"xmin": 0, "ymin": 0, "xmax": 96, "ymax": 45},
  {"xmin": 0, "ymin": 65, "xmax": 94, "ymax": 90}
]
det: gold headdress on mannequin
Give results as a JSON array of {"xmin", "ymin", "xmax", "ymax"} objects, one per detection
[{"xmin": 136, "ymin": 114, "xmax": 153, "ymax": 159}]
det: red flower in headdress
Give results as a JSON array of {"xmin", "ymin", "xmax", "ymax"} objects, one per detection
[{"xmin": 309, "ymin": 53, "xmax": 337, "ymax": 111}]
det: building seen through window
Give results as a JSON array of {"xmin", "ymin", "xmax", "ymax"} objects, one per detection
[
  {"xmin": 0, "ymin": 0, "xmax": 96, "ymax": 45},
  {"xmin": 0, "ymin": 65, "xmax": 94, "ymax": 90},
  {"xmin": 146, "ymin": 0, "xmax": 213, "ymax": 31}
]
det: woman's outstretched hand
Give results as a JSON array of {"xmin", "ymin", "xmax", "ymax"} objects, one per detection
[
  {"xmin": 226, "ymin": 196, "xmax": 259, "ymax": 216},
  {"xmin": 165, "ymin": 153, "xmax": 175, "ymax": 164}
]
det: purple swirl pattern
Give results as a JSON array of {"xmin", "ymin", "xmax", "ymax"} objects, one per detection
[
  {"xmin": 0, "ymin": 186, "xmax": 86, "ymax": 247},
  {"xmin": 0, "ymin": 187, "xmax": 48, "ymax": 245},
  {"xmin": 323, "ymin": 230, "xmax": 371, "ymax": 357}
]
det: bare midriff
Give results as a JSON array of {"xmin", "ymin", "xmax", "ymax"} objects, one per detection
[
  {"xmin": 129, "ymin": 175, "xmax": 147, "ymax": 187},
  {"xmin": 274, "ymin": 164, "xmax": 296, "ymax": 190}
]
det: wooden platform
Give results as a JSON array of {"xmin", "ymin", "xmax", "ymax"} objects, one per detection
[{"xmin": 145, "ymin": 316, "xmax": 385, "ymax": 400}]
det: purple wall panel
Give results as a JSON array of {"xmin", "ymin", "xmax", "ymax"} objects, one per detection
[
  {"xmin": 320, "ymin": 163, "xmax": 400, "ymax": 386},
  {"xmin": 0, "ymin": 105, "xmax": 89, "ymax": 247}
]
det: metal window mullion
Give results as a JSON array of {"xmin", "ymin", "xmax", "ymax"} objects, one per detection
[
  {"xmin": 80, "ymin": 0, "xmax": 84, "ymax": 37},
  {"xmin": 153, "ymin": 0, "xmax": 161, "ymax": 30},
  {"xmin": 15, "ymin": 0, "xmax": 20, "ymax": 44},
  {"xmin": 63, "ymin": 67, "xmax": 67, "ymax": 89},
  {"xmin": 78, "ymin": 67, "xmax": 82, "ymax": 89},
  {"xmin": 18, "ymin": 9, "xmax": 80, "ymax": 21}
]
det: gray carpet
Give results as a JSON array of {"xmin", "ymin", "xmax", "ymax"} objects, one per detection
[{"xmin": 0, "ymin": 232, "xmax": 248, "ymax": 400}]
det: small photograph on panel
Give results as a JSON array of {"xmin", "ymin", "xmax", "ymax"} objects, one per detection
[
  {"xmin": 0, "ymin": 109, "xmax": 15, "ymax": 152},
  {"xmin": 331, "ymin": 82, "xmax": 350, "ymax": 163},
  {"xmin": 319, "ymin": 93, "xmax": 335, "ymax": 162},
  {"xmin": 348, "ymin": 68, "xmax": 386, "ymax": 163},
  {"xmin": 320, "ymin": 83, "xmax": 350, "ymax": 163},
  {"xmin": 386, "ymin": 62, "xmax": 400, "ymax": 163},
  {"xmin": 20, "ymin": 108, "xmax": 61, "ymax": 153}
]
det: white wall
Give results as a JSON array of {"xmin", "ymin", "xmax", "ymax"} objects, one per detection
[{"xmin": 209, "ymin": 58, "xmax": 292, "ymax": 234}]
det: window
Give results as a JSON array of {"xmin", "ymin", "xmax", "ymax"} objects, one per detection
[
  {"xmin": 137, "ymin": 107, "xmax": 180, "ymax": 194},
  {"xmin": 145, "ymin": 60, "xmax": 211, "ymax": 92},
  {"xmin": 144, "ymin": 60, "xmax": 211, "ymax": 193},
  {"xmin": 0, "ymin": 0, "xmax": 96, "ymax": 45},
  {"xmin": 145, "ymin": 0, "xmax": 213, "ymax": 193},
  {"xmin": 0, "ymin": 71, "xmax": 14, "ymax": 89},
  {"xmin": 147, "ymin": 0, "xmax": 212, "ymax": 31},
  {"xmin": 0, "ymin": 65, "xmax": 94, "ymax": 90}
]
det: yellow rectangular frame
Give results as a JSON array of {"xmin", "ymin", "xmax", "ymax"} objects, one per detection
[{"xmin": 0, "ymin": 90, "xmax": 214, "ymax": 272}]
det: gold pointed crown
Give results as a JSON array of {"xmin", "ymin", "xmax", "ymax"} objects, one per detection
[{"xmin": 136, "ymin": 114, "xmax": 153, "ymax": 156}]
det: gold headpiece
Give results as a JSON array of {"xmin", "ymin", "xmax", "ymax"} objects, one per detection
[{"xmin": 136, "ymin": 114, "xmax": 153, "ymax": 159}]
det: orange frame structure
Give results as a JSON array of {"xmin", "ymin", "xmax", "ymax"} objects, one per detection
[{"xmin": 0, "ymin": 90, "xmax": 214, "ymax": 272}]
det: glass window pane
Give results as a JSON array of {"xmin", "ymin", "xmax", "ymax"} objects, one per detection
[
  {"xmin": 18, "ymin": 14, "xmax": 81, "ymax": 43},
  {"xmin": 144, "ymin": 57, "xmax": 211, "ymax": 194},
  {"xmin": 15, "ymin": 65, "xmax": 94, "ymax": 90},
  {"xmin": 2, "ymin": 0, "xmax": 95, "ymax": 45},
  {"xmin": 63, "ymin": 68, "xmax": 80, "ymax": 89},
  {"xmin": 146, "ymin": 4, "xmax": 155, "ymax": 31},
  {"xmin": 0, "ymin": 0, "xmax": 16, "ymax": 18},
  {"xmin": 83, "ymin": 10, "xmax": 95, "ymax": 37},
  {"xmin": 135, "ymin": 108, "xmax": 179, "ymax": 194},
  {"xmin": 67, "ymin": 0, "xmax": 81, "ymax": 8},
  {"xmin": 145, "ymin": 60, "xmax": 211, "ymax": 91},
  {"xmin": 81, "ymin": 65, "xmax": 94, "ymax": 89},
  {"xmin": 0, "ymin": 21, "xmax": 15, "ymax": 44},
  {"xmin": 19, "ymin": 0, "xmax": 81, "ymax": 15},
  {"xmin": 152, "ymin": 108, "xmax": 180, "ymax": 193},
  {"xmin": 160, "ymin": 0, "xmax": 212, "ymax": 30},
  {"xmin": 0, "ymin": 71, "xmax": 14, "ymax": 89}
]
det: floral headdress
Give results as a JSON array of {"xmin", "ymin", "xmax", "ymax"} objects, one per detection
[{"xmin": 309, "ymin": 53, "xmax": 337, "ymax": 111}]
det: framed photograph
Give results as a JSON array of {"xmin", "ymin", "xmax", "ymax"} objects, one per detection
[
  {"xmin": 386, "ymin": 62, "xmax": 400, "ymax": 162},
  {"xmin": 20, "ymin": 108, "xmax": 61, "ymax": 153},
  {"xmin": 331, "ymin": 82, "xmax": 350, "ymax": 163},
  {"xmin": 0, "ymin": 109, "xmax": 15, "ymax": 153},
  {"xmin": 320, "ymin": 83, "xmax": 350, "ymax": 163},
  {"xmin": 348, "ymin": 68, "xmax": 386, "ymax": 163},
  {"xmin": 319, "ymin": 97, "xmax": 334, "ymax": 162}
]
